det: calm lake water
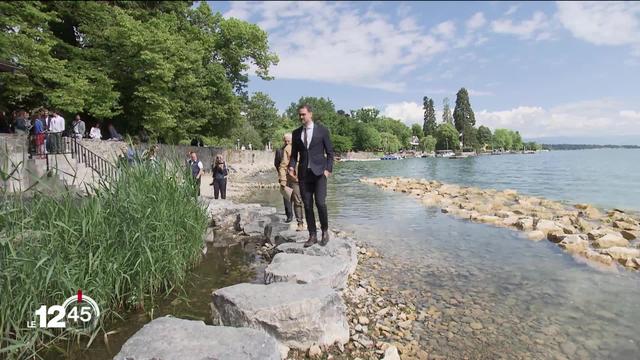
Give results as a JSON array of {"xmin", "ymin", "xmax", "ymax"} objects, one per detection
[{"xmin": 250, "ymin": 149, "xmax": 640, "ymax": 359}]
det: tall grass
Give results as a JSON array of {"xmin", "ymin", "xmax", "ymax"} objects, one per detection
[{"xmin": 0, "ymin": 160, "xmax": 208, "ymax": 358}]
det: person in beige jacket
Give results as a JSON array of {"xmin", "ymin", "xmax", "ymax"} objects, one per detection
[{"xmin": 278, "ymin": 133, "xmax": 304, "ymax": 230}]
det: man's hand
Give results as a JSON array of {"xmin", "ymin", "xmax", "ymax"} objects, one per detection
[
  {"xmin": 324, "ymin": 170, "xmax": 331, "ymax": 178},
  {"xmin": 288, "ymin": 167, "xmax": 295, "ymax": 176}
]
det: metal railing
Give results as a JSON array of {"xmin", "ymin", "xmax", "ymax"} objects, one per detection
[{"xmin": 28, "ymin": 134, "xmax": 117, "ymax": 181}]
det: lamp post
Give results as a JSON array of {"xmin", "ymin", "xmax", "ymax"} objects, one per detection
[{"xmin": 236, "ymin": 138, "xmax": 240, "ymax": 150}]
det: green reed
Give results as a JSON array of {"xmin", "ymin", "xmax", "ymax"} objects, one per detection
[{"xmin": 0, "ymin": 159, "xmax": 208, "ymax": 358}]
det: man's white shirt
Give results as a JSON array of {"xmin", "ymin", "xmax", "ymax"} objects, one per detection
[
  {"xmin": 49, "ymin": 115, "xmax": 65, "ymax": 133},
  {"xmin": 300, "ymin": 122, "xmax": 314, "ymax": 149}
]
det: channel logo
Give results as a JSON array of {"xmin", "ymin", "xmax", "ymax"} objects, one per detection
[{"xmin": 27, "ymin": 290, "xmax": 100, "ymax": 331}]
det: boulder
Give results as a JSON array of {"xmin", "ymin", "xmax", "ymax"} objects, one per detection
[
  {"xmin": 382, "ymin": 345, "xmax": 401, "ymax": 360},
  {"xmin": 558, "ymin": 235, "xmax": 589, "ymax": 254},
  {"xmin": 601, "ymin": 247, "xmax": 640, "ymax": 262},
  {"xmin": 495, "ymin": 210, "xmax": 514, "ymax": 219},
  {"xmin": 477, "ymin": 215, "xmax": 501, "ymax": 224},
  {"xmin": 535, "ymin": 219, "xmax": 563, "ymax": 235},
  {"xmin": 613, "ymin": 220, "xmax": 639, "ymax": 231},
  {"xmin": 113, "ymin": 316, "xmax": 280, "ymax": 360},
  {"xmin": 583, "ymin": 249, "xmax": 614, "ymax": 266},
  {"xmin": 502, "ymin": 216, "xmax": 520, "ymax": 227},
  {"xmin": 581, "ymin": 206, "xmax": 602, "ymax": 220},
  {"xmin": 276, "ymin": 237, "xmax": 358, "ymax": 274},
  {"xmin": 593, "ymin": 233, "xmax": 629, "ymax": 249},
  {"xmin": 526, "ymin": 230, "xmax": 546, "ymax": 241},
  {"xmin": 574, "ymin": 217, "xmax": 594, "ymax": 233},
  {"xmin": 264, "ymin": 253, "xmax": 351, "ymax": 289},
  {"xmin": 212, "ymin": 283, "xmax": 349, "ymax": 351},
  {"xmin": 547, "ymin": 230, "xmax": 568, "ymax": 243},
  {"xmin": 515, "ymin": 218, "xmax": 534, "ymax": 231},
  {"xmin": 587, "ymin": 228, "xmax": 615, "ymax": 240},
  {"xmin": 620, "ymin": 230, "xmax": 638, "ymax": 241},
  {"xmin": 273, "ymin": 229, "xmax": 308, "ymax": 246}
]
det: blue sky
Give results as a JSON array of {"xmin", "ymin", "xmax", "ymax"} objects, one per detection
[{"xmin": 209, "ymin": 1, "xmax": 640, "ymax": 142}]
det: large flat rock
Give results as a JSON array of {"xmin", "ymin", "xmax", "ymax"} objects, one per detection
[
  {"xmin": 272, "ymin": 229, "xmax": 308, "ymax": 246},
  {"xmin": 264, "ymin": 253, "xmax": 351, "ymax": 289},
  {"xmin": 276, "ymin": 237, "xmax": 358, "ymax": 274},
  {"xmin": 113, "ymin": 316, "xmax": 280, "ymax": 360},
  {"xmin": 212, "ymin": 282, "xmax": 349, "ymax": 351}
]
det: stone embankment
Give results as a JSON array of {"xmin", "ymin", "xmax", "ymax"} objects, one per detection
[
  {"xmin": 116, "ymin": 197, "xmax": 379, "ymax": 359},
  {"xmin": 361, "ymin": 177, "xmax": 640, "ymax": 271}
]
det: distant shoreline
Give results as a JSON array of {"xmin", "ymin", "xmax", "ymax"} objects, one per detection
[{"xmin": 542, "ymin": 144, "xmax": 640, "ymax": 150}]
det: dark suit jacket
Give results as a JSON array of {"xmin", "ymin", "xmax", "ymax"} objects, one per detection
[{"xmin": 288, "ymin": 123, "xmax": 334, "ymax": 178}]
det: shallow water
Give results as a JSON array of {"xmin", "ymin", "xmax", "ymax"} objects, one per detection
[
  {"xmin": 45, "ymin": 242, "xmax": 259, "ymax": 360},
  {"xmin": 250, "ymin": 150, "xmax": 640, "ymax": 359}
]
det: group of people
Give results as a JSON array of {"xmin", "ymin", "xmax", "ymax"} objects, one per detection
[
  {"xmin": 276, "ymin": 104, "xmax": 335, "ymax": 247},
  {"xmin": 0, "ymin": 108, "xmax": 127, "ymax": 155}
]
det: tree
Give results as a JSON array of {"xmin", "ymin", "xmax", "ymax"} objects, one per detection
[
  {"xmin": 420, "ymin": 135, "xmax": 437, "ymax": 153},
  {"xmin": 229, "ymin": 118, "xmax": 262, "ymax": 149},
  {"xmin": 332, "ymin": 134, "xmax": 353, "ymax": 153},
  {"xmin": 453, "ymin": 88, "xmax": 475, "ymax": 134},
  {"xmin": 354, "ymin": 123, "xmax": 382, "ymax": 151},
  {"xmin": 0, "ymin": 2, "xmax": 279, "ymax": 143},
  {"xmin": 372, "ymin": 117, "xmax": 411, "ymax": 148},
  {"xmin": 511, "ymin": 130, "xmax": 523, "ymax": 151},
  {"xmin": 477, "ymin": 125, "xmax": 492, "ymax": 147},
  {"xmin": 435, "ymin": 123, "xmax": 460, "ymax": 150},
  {"xmin": 462, "ymin": 124, "xmax": 479, "ymax": 151},
  {"xmin": 422, "ymin": 97, "xmax": 437, "ymax": 137},
  {"xmin": 411, "ymin": 123, "xmax": 424, "ymax": 139},
  {"xmin": 380, "ymin": 132, "xmax": 401, "ymax": 153},
  {"xmin": 246, "ymin": 91, "xmax": 279, "ymax": 145},
  {"xmin": 442, "ymin": 97, "xmax": 453, "ymax": 124},
  {"xmin": 492, "ymin": 128, "xmax": 513, "ymax": 150},
  {"xmin": 351, "ymin": 108, "xmax": 380, "ymax": 123}
]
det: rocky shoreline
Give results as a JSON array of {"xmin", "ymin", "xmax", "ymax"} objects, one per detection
[{"xmin": 361, "ymin": 177, "xmax": 640, "ymax": 271}]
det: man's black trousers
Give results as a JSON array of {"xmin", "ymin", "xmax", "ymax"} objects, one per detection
[{"xmin": 300, "ymin": 168, "xmax": 328, "ymax": 235}]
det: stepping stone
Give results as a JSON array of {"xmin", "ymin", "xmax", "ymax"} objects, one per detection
[
  {"xmin": 276, "ymin": 237, "xmax": 358, "ymax": 274},
  {"xmin": 273, "ymin": 229, "xmax": 308, "ymax": 246},
  {"xmin": 264, "ymin": 253, "xmax": 351, "ymax": 289},
  {"xmin": 113, "ymin": 316, "xmax": 280, "ymax": 360},
  {"xmin": 212, "ymin": 283, "xmax": 349, "ymax": 352}
]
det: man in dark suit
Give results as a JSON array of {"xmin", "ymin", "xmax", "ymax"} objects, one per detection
[{"xmin": 288, "ymin": 104, "xmax": 335, "ymax": 247}]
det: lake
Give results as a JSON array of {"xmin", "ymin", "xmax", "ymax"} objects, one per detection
[{"xmin": 250, "ymin": 149, "xmax": 640, "ymax": 359}]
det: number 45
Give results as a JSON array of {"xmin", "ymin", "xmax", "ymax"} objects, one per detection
[{"xmin": 67, "ymin": 306, "xmax": 92, "ymax": 322}]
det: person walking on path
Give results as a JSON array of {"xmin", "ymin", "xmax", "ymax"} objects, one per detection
[
  {"xmin": 71, "ymin": 114, "xmax": 85, "ymax": 139},
  {"xmin": 187, "ymin": 151, "xmax": 204, "ymax": 196},
  {"xmin": 212, "ymin": 154, "xmax": 228, "ymax": 199},
  {"xmin": 277, "ymin": 133, "xmax": 304, "ymax": 230},
  {"xmin": 288, "ymin": 104, "xmax": 335, "ymax": 247}
]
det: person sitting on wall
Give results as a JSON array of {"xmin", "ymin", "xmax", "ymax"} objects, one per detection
[
  {"xmin": 89, "ymin": 122, "xmax": 102, "ymax": 140},
  {"xmin": 107, "ymin": 123, "xmax": 123, "ymax": 141}
]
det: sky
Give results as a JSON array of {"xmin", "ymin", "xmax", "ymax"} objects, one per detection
[{"xmin": 209, "ymin": 1, "xmax": 640, "ymax": 143}]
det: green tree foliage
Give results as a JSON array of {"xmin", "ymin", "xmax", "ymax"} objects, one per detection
[
  {"xmin": 477, "ymin": 125, "xmax": 493, "ymax": 147},
  {"xmin": 380, "ymin": 132, "xmax": 401, "ymax": 153},
  {"xmin": 332, "ymin": 134, "xmax": 353, "ymax": 153},
  {"xmin": 435, "ymin": 123, "xmax": 460, "ymax": 150},
  {"xmin": 285, "ymin": 97, "xmax": 337, "ymax": 126},
  {"xmin": 411, "ymin": 123, "xmax": 423, "ymax": 139},
  {"xmin": 462, "ymin": 124, "xmax": 479, "ymax": 151},
  {"xmin": 354, "ymin": 123, "xmax": 382, "ymax": 151},
  {"xmin": 442, "ymin": 97, "xmax": 453, "ymax": 124},
  {"xmin": 422, "ymin": 97, "xmax": 437, "ymax": 137},
  {"xmin": 229, "ymin": 117, "xmax": 262, "ymax": 149},
  {"xmin": 511, "ymin": 130, "xmax": 523, "ymax": 150},
  {"xmin": 423, "ymin": 96, "xmax": 437, "ymax": 136},
  {"xmin": 0, "ymin": 1, "xmax": 278, "ymax": 143},
  {"xmin": 371, "ymin": 117, "xmax": 411, "ymax": 148},
  {"xmin": 492, "ymin": 128, "xmax": 513, "ymax": 150},
  {"xmin": 246, "ymin": 91, "xmax": 279, "ymax": 145},
  {"xmin": 453, "ymin": 88, "xmax": 475, "ymax": 134},
  {"xmin": 351, "ymin": 108, "xmax": 380, "ymax": 123},
  {"xmin": 420, "ymin": 135, "xmax": 437, "ymax": 153}
]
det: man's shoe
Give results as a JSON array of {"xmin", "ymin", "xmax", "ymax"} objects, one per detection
[
  {"xmin": 303, "ymin": 234, "xmax": 318, "ymax": 248},
  {"xmin": 320, "ymin": 231, "xmax": 330, "ymax": 246},
  {"xmin": 284, "ymin": 217, "xmax": 293, "ymax": 223},
  {"xmin": 296, "ymin": 223, "xmax": 305, "ymax": 232}
]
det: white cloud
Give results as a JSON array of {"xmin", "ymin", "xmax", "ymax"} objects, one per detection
[
  {"xmin": 382, "ymin": 101, "xmax": 423, "ymax": 125},
  {"xmin": 222, "ymin": 1, "xmax": 252, "ymax": 20},
  {"xmin": 505, "ymin": 5, "xmax": 519, "ymax": 16},
  {"xmin": 466, "ymin": 12, "xmax": 486, "ymax": 31},
  {"xmin": 432, "ymin": 21, "xmax": 456, "ymax": 39},
  {"xmin": 476, "ymin": 99, "xmax": 640, "ymax": 137},
  {"xmin": 491, "ymin": 11, "xmax": 553, "ymax": 40},
  {"xmin": 224, "ymin": 2, "xmax": 456, "ymax": 92},
  {"xmin": 556, "ymin": 2, "xmax": 640, "ymax": 47}
]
